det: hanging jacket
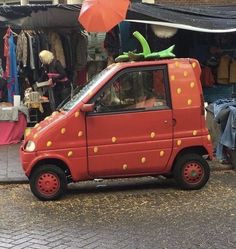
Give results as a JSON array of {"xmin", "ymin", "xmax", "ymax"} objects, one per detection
[
  {"xmin": 48, "ymin": 32, "xmax": 66, "ymax": 68},
  {"xmin": 16, "ymin": 31, "xmax": 28, "ymax": 67}
]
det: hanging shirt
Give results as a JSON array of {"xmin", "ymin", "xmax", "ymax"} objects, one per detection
[
  {"xmin": 7, "ymin": 33, "xmax": 19, "ymax": 103},
  {"xmin": 3, "ymin": 29, "xmax": 10, "ymax": 78}
]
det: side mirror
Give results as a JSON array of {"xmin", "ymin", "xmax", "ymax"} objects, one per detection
[{"xmin": 81, "ymin": 103, "xmax": 95, "ymax": 112}]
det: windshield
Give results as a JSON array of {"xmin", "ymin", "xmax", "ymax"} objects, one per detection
[{"xmin": 62, "ymin": 66, "xmax": 114, "ymax": 111}]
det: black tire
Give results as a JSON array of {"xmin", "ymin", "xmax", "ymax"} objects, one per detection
[
  {"xmin": 173, "ymin": 153, "xmax": 210, "ymax": 190},
  {"xmin": 29, "ymin": 164, "xmax": 67, "ymax": 201}
]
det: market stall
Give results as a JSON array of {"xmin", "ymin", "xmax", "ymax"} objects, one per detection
[{"xmin": 1, "ymin": 2, "xmax": 236, "ymax": 160}]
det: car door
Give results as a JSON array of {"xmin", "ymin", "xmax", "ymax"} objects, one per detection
[{"xmin": 86, "ymin": 65, "xmax": 173, "ymax": 177}]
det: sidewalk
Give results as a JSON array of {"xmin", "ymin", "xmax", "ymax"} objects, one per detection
[
  {"xmin": 0, "ymin": 143, "xmax": 234, "ymax": 183},
  {"xmin": 0, "ymin": 143, "xmax": 28, "ymax": 183}
]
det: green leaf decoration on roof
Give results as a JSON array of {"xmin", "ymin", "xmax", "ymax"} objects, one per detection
[
  {"xmin": 133, "ymin": 31, "xmax": 151, "ymax": 56},
  {"xmin": 115, "ymin": 31, "xmax": 175, "ymax": 63},
  {"xmin": 145, "ymin": 45, "xmax": 175, "ymax": 60}
]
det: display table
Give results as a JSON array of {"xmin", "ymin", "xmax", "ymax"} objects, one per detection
[{"xmin": 0, "ymin": 106, "xmax": 28, "ymax": 145}]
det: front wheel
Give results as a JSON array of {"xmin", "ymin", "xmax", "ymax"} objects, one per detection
[
  {"xmin": 173, "ymin": 154, "xmax": 210, "ymax": 190},
  {"xmin": 29, "ymin": 164, "xmax": 67, "ymax": 201}
]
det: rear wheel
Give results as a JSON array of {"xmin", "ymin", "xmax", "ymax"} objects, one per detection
[
  {"xmin": 174, "ymin": 153, "xmax": 210, "ymax": 190},
  {"xmin": 29, "ymin": 164, "xmax": 67, "ymax": 201}
]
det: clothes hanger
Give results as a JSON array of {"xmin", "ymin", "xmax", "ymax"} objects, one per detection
[{"xmin": 8, "ymin": 26, "xmax": 18, "ymax": 37}]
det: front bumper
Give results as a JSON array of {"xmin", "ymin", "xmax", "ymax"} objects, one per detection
[{"xmin": 20, "ymin": 145, "xmax": 37, "ymax": 176}]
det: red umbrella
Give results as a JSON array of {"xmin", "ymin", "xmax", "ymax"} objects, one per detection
[{"xmin": 78, "ymin": 0, "xmax": 130, "ymax": 32}]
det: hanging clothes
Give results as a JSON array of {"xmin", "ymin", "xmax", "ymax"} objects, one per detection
[
  {"xmin": 201, "ymin": 66, "xmax": 215, "ymax": 87},
  {"xmin": 3, "ymin": 28, "xmax": 10, "ymax": 79},
  {"xmin": 217, "ymin": 55, "xmax": 231, "ymax": 84},
  {"xmin": 16, "ymin": 30, "xmax": 28, "ymax": 68},
  {"xmin": 7, "ymin": 32, "xmax": 19, "ymax": 103},
  {"xmin": 229, "ymin": 59, "xmax": 236, "ymax": 83},
  {"xmin": 48, "ymin": 32, "xmax": 66, "ymax": 68}
]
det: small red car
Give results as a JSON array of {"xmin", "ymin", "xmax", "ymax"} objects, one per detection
[{"xmin": 21, "ymin": 58, "xmax": 213, "ymax": 200}]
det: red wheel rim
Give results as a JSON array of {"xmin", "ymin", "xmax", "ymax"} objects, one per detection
[
  {"xmin": 183, "ymin": 162, "xmax": 204, "ymax": 184},
  {"xmin": 36, "ymin": 172, "xmax": 60, "ymax": 197}
]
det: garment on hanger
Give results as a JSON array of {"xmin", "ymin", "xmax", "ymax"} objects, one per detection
[
  {"xmin": 217, "ymin": 55, "xmax": 231, "ymax": 84},
  {"xmin": 3, "ymin": 28, "xmax": 11, "ymax": 78},
  {"xmin": 8, "ymin": 32, "xmax": 19, "ymax": 102},
  {"xmin": 16, "ymin": 30, "xmax": 28, "ymax": 68},
  {"xmin": 201, "ymin": 66, "xmax": 215, "ymax": 87},
  {"xmin": 229, "ymin": 59, "xmax": 236, "ymax": 83},
  {"xmin": 25, "ymin": 31, "xmax": 35, "ymax": 70},
  {"xmin": 48, "ymin": 32, "xmax": 66, "ymax": 68}
]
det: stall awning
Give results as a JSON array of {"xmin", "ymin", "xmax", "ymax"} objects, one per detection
[
  {"xmin": 127, "ymin": 3, "xmax": 236, "ymax": 33},
  {"xmin": 0, "ymin": 4, "xmax": 82, "ymax": 28},
  {"xmin": 1, "ymin": 3, "xmax": 236, "ymax": 32}
]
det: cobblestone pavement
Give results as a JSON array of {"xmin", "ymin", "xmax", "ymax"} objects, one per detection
[{"xmin": 0, "ymin": 170, "xmax": 235, "ymax": 249}]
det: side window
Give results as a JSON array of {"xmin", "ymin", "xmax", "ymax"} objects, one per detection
[{"xmin": 94, "ymin": 68, "xmax": 168, "ymax": 113}]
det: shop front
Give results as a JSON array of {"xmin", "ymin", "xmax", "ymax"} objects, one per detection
[{"xmin": 0, "ymin": 2, "xmax": 236, "ymax": 168}]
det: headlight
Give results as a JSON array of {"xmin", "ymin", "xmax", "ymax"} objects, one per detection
[{"xmin": 25, "ymin": 140, "xmax": 36, "ymax": 152}]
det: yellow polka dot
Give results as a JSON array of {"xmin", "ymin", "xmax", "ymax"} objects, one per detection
[
  {"xmin": 34, "ymin": 123, "xmax": 39, "ymax": 128},
  {"xmin": 36, "ymin": 126, "xmax": 41, "ymax": 131},
  {"xmin": 33, "ymin": 133, "xmax": 38, "ymax": 139},
  {"xmin": 207, "ymin": 134, "xmax": 211, "ymax": 141},
  {"xmin": 177, "ymin": 88, "xmax": 182, "ymax": 94},
  {"xmin": 112, "ymin": 137, "xmax": 117, "ymax": 143},
  {"xmin": 94, "ymin": 147, "xmax": 98, "ymax": 153},
  {"xmin": 184, "ymin": 71, "xmax": 188, "ymax": 77},
  {"xmin": 45, "ymin": 116, "xmax": 50, "ymax": 120},
  {"xmin": 187, "ymin": 99, "xmax": 192, "ymax": 105},
  {"xmin": 123, "ymin": 164, "xmax": 128, "ymax": 170},
  {"xmin": 190, "ymin": 82, "xmax": 195, "ymax": 88},
  {"xmin": 170, "ymin": 75, "xmax": 175, "ymax": 81},
  {"xmin": 75, "ymin": 111, "xmax": 80, "ymax": 118},
  {"xmin": 160, "ymin": 151, "xmax": 165, "ymax": 157},
  {"xmin": 88, "ymin": 91, "xmax": 93, "ymax": 96},
  {"xmin": 150, "ymin": 132, "xmax": 155, "ymax": 138},
  {"xmin": 193, "ymin": 130, "xmax": 197, "ymax": 136},
  {"xmin": 177, "ymin": 140, "xmax": 182, "ymax": 146},
  {"xmin": 24, "ymin": 128, "xmax": 31, "ymax": 137},
  {"xmin": 47, "ymin": 141, "xmax": 52, "ymax": 147},
  {"xmin": 192, "ymin": 62, "xmax": 196, "ymax": 68},
  {"xmin": 68, "ymin": 151, "xmax": 73, "ymax": 157},
  {"xmin": 61, "ymin": 128, "xmax": 66, "ymax": 134},
  {"xmin": 78, "ymin": 131, "xmax": 83, "ymax": 137},
  {"xmin": 141, "ymin": 157, "xmax": 146, "ymax": 163},
  {"xmin": 175, "ymin": 61, "xmax": 179, "ymax": 68},
  {"xmin": 52, "ymin": 111, "xmax": 58, "ymax": 117}
]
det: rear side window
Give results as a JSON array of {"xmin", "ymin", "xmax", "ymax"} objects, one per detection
[{"xmin": 92, "ymin": 66, "xmax": 170, "ymax": 113}]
